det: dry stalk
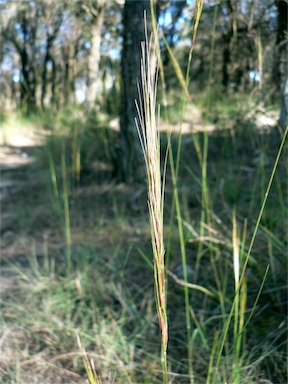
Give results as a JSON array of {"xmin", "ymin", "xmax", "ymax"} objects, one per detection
[{"xmin": 135, "ymin": 21, "xmax": 168, "ymax": 383}]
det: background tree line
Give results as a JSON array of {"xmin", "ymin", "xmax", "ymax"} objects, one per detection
[{"xmin": 0, "ymin": 0, "xmax": 287, "ymax": 179}]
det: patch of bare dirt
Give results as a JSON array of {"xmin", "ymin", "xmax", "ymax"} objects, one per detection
[
  {"xmin": 1, "ymin": 128, "xmax": 43, "ymax": 294},
  {"xmin": 109, "ymin": 103, "xmax": 216, "ymax": 134}
]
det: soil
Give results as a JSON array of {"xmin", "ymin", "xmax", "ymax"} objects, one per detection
[{"xmin": 1, "ymin": 130, "xmax": 44, "ymax": 293}]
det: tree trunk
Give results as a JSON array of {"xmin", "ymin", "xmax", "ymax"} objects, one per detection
[
  {"xmin": 50, "ymin": 57, "xmax": 57, "ymax": 107},
  {"xmin": 221, "ymin": 0, "xmax": 235, "ymax": 91},
  {"xmin": 118, "ymin": 0, "xmax": 150, "ymax": 183},
  {"xmin": 273, "ymin": 0, "xmax": 288, "ymax": 95},
  {"xmin": 279, "ymin": 73, "xmax": 288, "ymax": 129},
  {"xmin": 222, "ymin": 34, "xmax": 231, "ymax": 90},
  {"xmin": 16, "ymin": 11, "xmax": 37, "ymax": 111},
  {"xmin": 41, "ymin": 22, "xmax": 62, "ymax": 109},
  {"xmin": 19, "ymin": 49, "xmax": 36, "ymax": 111},
  {"xmin": 86, "ymin": 1, "xmax": 105, "ymax": 108},
  {"xmin": 69, "ymin": 45, "xmax": 76, "ymax": 102},
  {"xmin": 41, "ymin": 37, "xmax": 52, "ymax": 109},
  {"xmin": 62, "ymin": 45, "xmax": 75, "ymax": 104},
  {"xmin": 64, "ymin": 49, "xmax": 70, "ymax": 103}
]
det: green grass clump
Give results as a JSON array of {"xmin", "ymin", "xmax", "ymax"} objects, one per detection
[
  {"xmin": 1, "ymin": 3, "xmax": 287, "ymax": 383},
  {"xmin": 1, "ymin": 110, "xmax": 286, "ymax": 383}
]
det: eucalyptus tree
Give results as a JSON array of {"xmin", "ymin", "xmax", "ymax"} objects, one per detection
[
  {"xmin": 275, "ymin": 1, "xmax": 288, "ymax": 128},
  {"xmin": 118, "ymin": 0, "xmax": 151, "ymax": 182},
  {"xmin": 40, "ymin": 0, "xmax": 65, "ymax": 109},
  {"xmin": 273, "ymin": 0, "xmax": 287, "ymax": 96},
  {"xmin": 1, "ymin": 0, "xmax": 68, "ymax": 110},
  {"xmin": 73, "ymin": 0, "xmax": 106, "ymax": 108},
  {"xmin": 1, "ymin": 0, "xmax": 40, "ymax": 110},
  {"xmin": 87, "ymin": 0, "xmax": 105, "ymax": 108}
]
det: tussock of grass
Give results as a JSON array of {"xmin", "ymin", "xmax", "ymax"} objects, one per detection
[
  {"xmin": 1, "ymin": 104, "xmax": 286, "ymax": 382},
  {"xmin": 1, "ymin": 7, "xmax": 287, "ymax": 384},
  {"xmin": 1, "ymin": 129, "xmax": 286, "ymax": 384},
  {"xmin": 0, "ymin": 255, "xmax": 163, "ymax": 383}
]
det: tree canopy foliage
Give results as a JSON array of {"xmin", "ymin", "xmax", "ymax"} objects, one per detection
[{"xmin": 1, "ymin": 0, "xmax": 286, "ymax": 112}]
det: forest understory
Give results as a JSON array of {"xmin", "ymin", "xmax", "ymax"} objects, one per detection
[
  {"xmin": 1, "ymin": 0, "xmax": 287, "ymax": 383},
  {"xmin": 0, "ymin": 101, "xmax": 287, "ymax": 383}
]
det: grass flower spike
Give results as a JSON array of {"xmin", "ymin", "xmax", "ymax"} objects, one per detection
[{"xmin": 135, "ymin": 20, "xmax": 168, "ymax": 383}]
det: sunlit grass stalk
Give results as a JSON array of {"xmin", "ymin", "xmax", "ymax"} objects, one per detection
[
  {"xmin": 150, "ymin": 2, "xmax": 203, "ymax": 382},
  {"xmin": 232, "ymin": 211, "xmax": 240, "ymax": 343},
  {"xmin": 61, "ymin": 138, "xmax": 72, "ymax": 276},
  {"xmin": 232, "ymin": 210, "xmax": 247, "ymax": 384},
  {"xmin": 257, "ymin": 28, "xmax": 263, "ymax": 91},
  {"xmin": 47, "ymin": 150, "xmax": 60, "ymax": 202},
  {"xmin": 72, "ymin": 124, "xmax": 81, "ymax": 185},
  {"xmin": 77, "ymin": 334, "xmax": 101, "ymax": 384},
  {"xmin": 135, "ymin": 22, "xmax": 168, "ymax": 383},
  {"xmin": 206, "ymin": 331, "xmax": 219, "ymax": 384}
]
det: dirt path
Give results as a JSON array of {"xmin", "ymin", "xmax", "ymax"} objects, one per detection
[
  {"xmin": 1, "ymin": 124, "xmax": 44, "ymax": 294},
  {"xmin": 108, "ymin": 103, "xmax": 216, "ymax": 133}
]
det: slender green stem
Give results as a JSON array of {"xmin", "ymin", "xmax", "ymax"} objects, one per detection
[
  {"xmin": 61, "ymin": 138, "xmax": 71, "ymax": 276},
  {"xmin": 212, "ymin": 126, "xmax": 287, "ymax": 384},
  {"xmin": 151, "ymin": 2, "xmax": 203, "ymax": 381},
  {"xmin": 171, "ymin": 153, "xmax": 193, "ymax": 382},
  {"xmin": 196, "ymin": 1, "xmax": 219, "ymax": 276},
  {"xmin": 48, "ymin": 150, "xmax": 60, "ymax": 202}
]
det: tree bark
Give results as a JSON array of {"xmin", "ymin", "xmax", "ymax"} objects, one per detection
[
  {"xmin": 86, "ymin": 1, "xmax": 105, "ymax": 108},
  {"xmin": 63, "ymin": 46, "xmax": 70, "ymax": 103},
  {"xmin": 6, "ymin": 9, "xmax": 38, "ymax": 111},
  {"xmin": 118, "ymin": 0, "xmax": 150, "ymax": 183},
  {"xmin": 50, "ymin": 56, "xmax": 57, "ymax": 107},
  {"xmin": 222, "ymin": 33, "xmax": 231, "ymax": 90},
  {"xmin": 41, "ymin": 36, "xmax": 53, "ymax": 109},
  {"xmin": 41, "ymin": 16, "xmax": 62, "ymax": 109},
  {"xmin": 221, "ymin": 0, "xmax": 235, "ymax": 91},
  {"xmin": 273, "ymin": 0, "xmax": 288, "ymax": 94},
  {"xmin": 279, "ymin": 73, "xmax": 288, "ymax": 129},
  {"xmin": 62, "ymin": 45, "xmax": 75, "ymax": 105}
]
